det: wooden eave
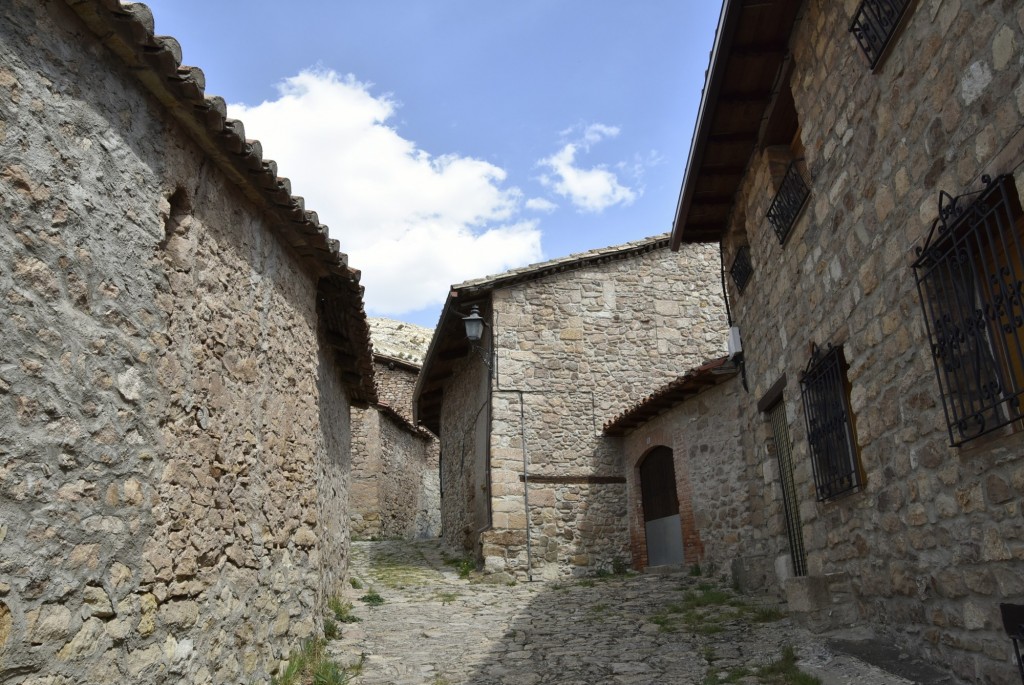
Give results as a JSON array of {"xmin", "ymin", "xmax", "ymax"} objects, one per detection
[
  {"xmin": 61, "ymin": 0, "xmax": 376, "ymax": 405},
  {"xmin": 412, "ymin": 293, "xmax": 488, "ymax": 436},
  {"xmin": 374, "ymin": 353, "xmax": 421, "ymax": 375},
  {"xmin": 670, "ymin": 0, "xmax": 804, "ymax": 248}
]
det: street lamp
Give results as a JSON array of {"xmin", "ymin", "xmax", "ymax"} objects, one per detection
[
  {"xmin": 462, "ymin": 305, "xmax": 485, "ymax": 342},
  {"xmin": 461, "ymin": 304, "xmax": 491, "ymax": 370}
]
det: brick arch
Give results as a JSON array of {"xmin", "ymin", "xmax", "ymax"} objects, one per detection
[{"xmin": 627, "ymin": 438, "xmax": 704, "ymax": 570}]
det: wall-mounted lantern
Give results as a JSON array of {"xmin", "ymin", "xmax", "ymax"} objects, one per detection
[{"xmin": 462, "ymin": 305, "xmax": 485, "ymax": 342}]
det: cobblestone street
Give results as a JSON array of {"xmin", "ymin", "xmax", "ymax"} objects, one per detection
[{"xmin": 327, "ymin": 540, "xmax": 942, "ymax": 685}]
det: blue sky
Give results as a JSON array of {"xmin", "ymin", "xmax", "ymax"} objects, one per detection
[{"xmin": 143, "ymin": 1, "xmax": 721, "ymax": 327}]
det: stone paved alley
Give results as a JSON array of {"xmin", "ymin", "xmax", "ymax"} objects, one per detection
[{"xmin": 327, "ymin": 540, "xmax": 951, "ymax": 685}]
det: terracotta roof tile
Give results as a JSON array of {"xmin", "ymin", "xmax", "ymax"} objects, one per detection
[
  {"xmin": 63, "ymin": 0, "xmax": 376, "ymax": 404},
  {"xmin": 454, "ymin": 233, "xmax": 670, "ymax": 295},
  {"xmin": 602, "ymin": 356, "xmax": 737, "ymax": 436}
]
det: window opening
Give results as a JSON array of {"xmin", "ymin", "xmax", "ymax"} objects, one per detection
[
  {"xmin": 849, "ymin": 0, "xmax": 912, "ymax": 70},
  {"xmin": 799, "ymin": 344, "xmax": 863, "ymax": 501},
  {"xmin": 766, "ymin": 160, "xmax": 810, "ymax": 245},
  {"xmin": 729, "ymin": 245, "xmax": 753, "ymax": 294},
  {"xmin": 912, "ymin": 174, "xmax": 1024, "ymax": 446}
]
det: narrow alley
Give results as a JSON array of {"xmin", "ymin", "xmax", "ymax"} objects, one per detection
[{"xmin": 326, "ymin": 540, "xmax": 942, "ymax": 685}]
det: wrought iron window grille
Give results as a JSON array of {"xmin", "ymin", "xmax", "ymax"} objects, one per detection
[
  {"xmin": 766, "ymin": 160, "xmax": 810, "ymax": 245},
  {"xmin": 911, "ymin": 174, "xmax": 1024, "ymax": 446},
  {"xmin": 799, "ymin": 344, "xmax": 862, "ymax": 502},
  {"xmin": 729, "ymin": 245, "xmax": 753, "ymax": 294},
  {"xmin": 849, "ymin": 0, "xmax": 911, "ymax": 70}
]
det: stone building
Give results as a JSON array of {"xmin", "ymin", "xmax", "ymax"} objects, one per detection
[
  {"xmin": 350, "ymin": 319, "xmax": 440, "ymax": 540},
  {"xmin": 602, "ymin": 359, "xmax": 766, "ymax": 581},
  {"xmin": 0, "ymin": 1, "xmax": 374, "ymax": 683},
  {"xmin": 662, "ymin": 0, "xmax": 1024, "ymax": 682},
  {"xmin": 413, "ymin": 235, "xmax": 728, "ymax": 580}
]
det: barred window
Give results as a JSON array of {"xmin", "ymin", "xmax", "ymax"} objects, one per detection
[
  {"xmin": 849, "ymin": 0, "xmax": 912, "ymax": 70},
  {"xmin": 911, "ymin": 175, "xmax": 1024, "ymax": 446},
  {"xmin": 799, "ymin": 344, "xmax": 862, "ymax": 502},
  {"xmin": 729, "ymin": 245, "xmax": 753, "ymax": 294},
  {"xmin": 766, "ymin": 160, "xmax": 810, "ymax": 245}
]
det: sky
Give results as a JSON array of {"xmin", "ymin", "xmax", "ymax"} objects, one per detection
[{"xmin": 142, "ymin": 1, "xmax": 722, "ymax": 327}]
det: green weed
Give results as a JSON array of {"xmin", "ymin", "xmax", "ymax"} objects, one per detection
[
  {"xmin": 756, "ymin": 645, "xmax": 822, "ymax": 685},
  {"xmin": 328, "ymin": 596, "xmax": 361, "ymax": 623},
  {"xmin": 359, "ymin": 590, "xmax": 384, "ymax": 606},
  {"xmin": 271, "ymin": 638, "xmax": 357, "ymax": 685}
]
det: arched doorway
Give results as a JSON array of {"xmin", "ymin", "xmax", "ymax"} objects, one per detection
[{"xmin": 639, "ymin": 446, "xmax": 684, "ymax": 567}]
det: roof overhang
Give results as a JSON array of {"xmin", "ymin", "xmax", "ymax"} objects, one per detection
[
  {"xmin": 63, "ymin": 0, "xmax": 377, "ymax": 404},
  {"xmin": 412, "ymin": 291, "xmax": 488, "ymax": 436},
  {"xmin": 670, "ymin": 0, "xmax": 804, "ymax": 248},
  {"xmin": 603, "ymin": 357, "xmax": 738, "ymax": 436}
]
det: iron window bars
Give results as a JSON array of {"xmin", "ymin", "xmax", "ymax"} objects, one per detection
[
  {"xmin": 729, "ymin": 245, "xmax": 753, "ymax": 294},
  {"xmin": 849, "ymin": 0, "xmax": 911, "ymax": 70},
  {"xmin": 911, "ymin": 175, "xmax": 1024, "ymax": 446},
  {"xmin": 799, "ymin": 344, "xmax": 862, "ymax": 502},
  {"xmin": 766, "ymin": 160, "xmax": 810, "ymax": 245}
]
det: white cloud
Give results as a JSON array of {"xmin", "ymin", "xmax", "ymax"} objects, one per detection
[
  {"xmin": 229, "ymin": 69, "xmax": 542, "ymax": 315},
  {"xmin": 525, "ymin": 197, "xmax": 558, "ymax": 213},
  {"xmin": 537, "ymin": 123, "xmax": 637, "ymax": 213}
]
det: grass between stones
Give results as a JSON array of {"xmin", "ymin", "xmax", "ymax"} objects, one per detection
[
  {"xmin": 702, "ymin": 645, "xmax": 821, "ymax": 685},
  {"xmin": 648, "ymin": 581, "xmax": 788, "ymax": 635},
  {"xmin": 271, "ymin": 637, "xmax": 363, "ymax": 685},
  {"xmin": 359, "ymin": 590, "xmax": 384, "ymax": 606},
  {"xmin": 368, "ymin": 548, "xmax": 438, "ymax": 588},
  {"xmin": 441, "ymin": 552, "xmax": 475, "ymax": 579},
  {"xmin": 328, "ymin": 596, "xmax": 361, "ymax": 623}
]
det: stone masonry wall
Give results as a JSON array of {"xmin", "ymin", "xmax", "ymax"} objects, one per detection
[
  {"xmin": 718, "ymin": 2, "xmax": 1024, "ymax": 682},
  {"xmin": 374, "ymin": 360, "xmax": 419, "ymax": 423},
  {"xmin": 0, "ymin": 2, "xmax": 353, "ymax": 682},
  {"xmin": 349, "ymin": 406, "xmax": 381, "ymax": 538},
  {"xmin": 621, "ymin": 377, "xmax": 773, "ymax": 588},
  {"xmin": 439, "ymin": 340, "xmax": 491, "ymax": 553},
  {"xmin": 483, "ymin": 243, "xmax": 728, "ymax": 579},
  {"xmin": 378, "ymin": 415, "xmax": 439, "ymax": 539},
  {"xmin": 350, "ymin": 360, "xmax": 440, "ymax": 540}
]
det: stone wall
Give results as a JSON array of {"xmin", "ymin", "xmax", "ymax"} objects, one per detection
[
  {"xmin": 374, "ymin": 361, "xmax": 419, "ymax": 423},
  {"xmin": 350, "ymin": 358, "xmax": 440, "ymax": 540},
  {"xmin": 482, "ymin": 243, "xmax": 728, "ymax": 578},
  {"xmin": 439, "ymin": 339, "xmax": 491, "ymax": 553},
  {"xmin": 0, "ymin": 2, "xmax": 356, "ymax": 682},
  {"xmin": 717, "ymin": 3, "xmax": 1024, "ymax": 682}
]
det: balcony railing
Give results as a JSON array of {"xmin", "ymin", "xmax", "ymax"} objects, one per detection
[{"xmin": 766, "ymin": 160, "xmax": 810, "ymax": 245}]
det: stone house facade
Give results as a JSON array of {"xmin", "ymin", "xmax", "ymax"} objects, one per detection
[
  {"xmin": 414, "ymin": 236, "xmax": 728, "ymax": 580},
  {"xmin": 601, "ymin": 360, "xmax": 773, "ymax": 584},
  {"xmin": 0, "ymin": 2, "xmax": 374, "ymax": 683},
  {"xmin": 350, "ymin": 319, "xmax": 440, "ymax": 540},
  {"xmin": 667, "ymin": 0, "xmax": 1024, "ymax": 682}
]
